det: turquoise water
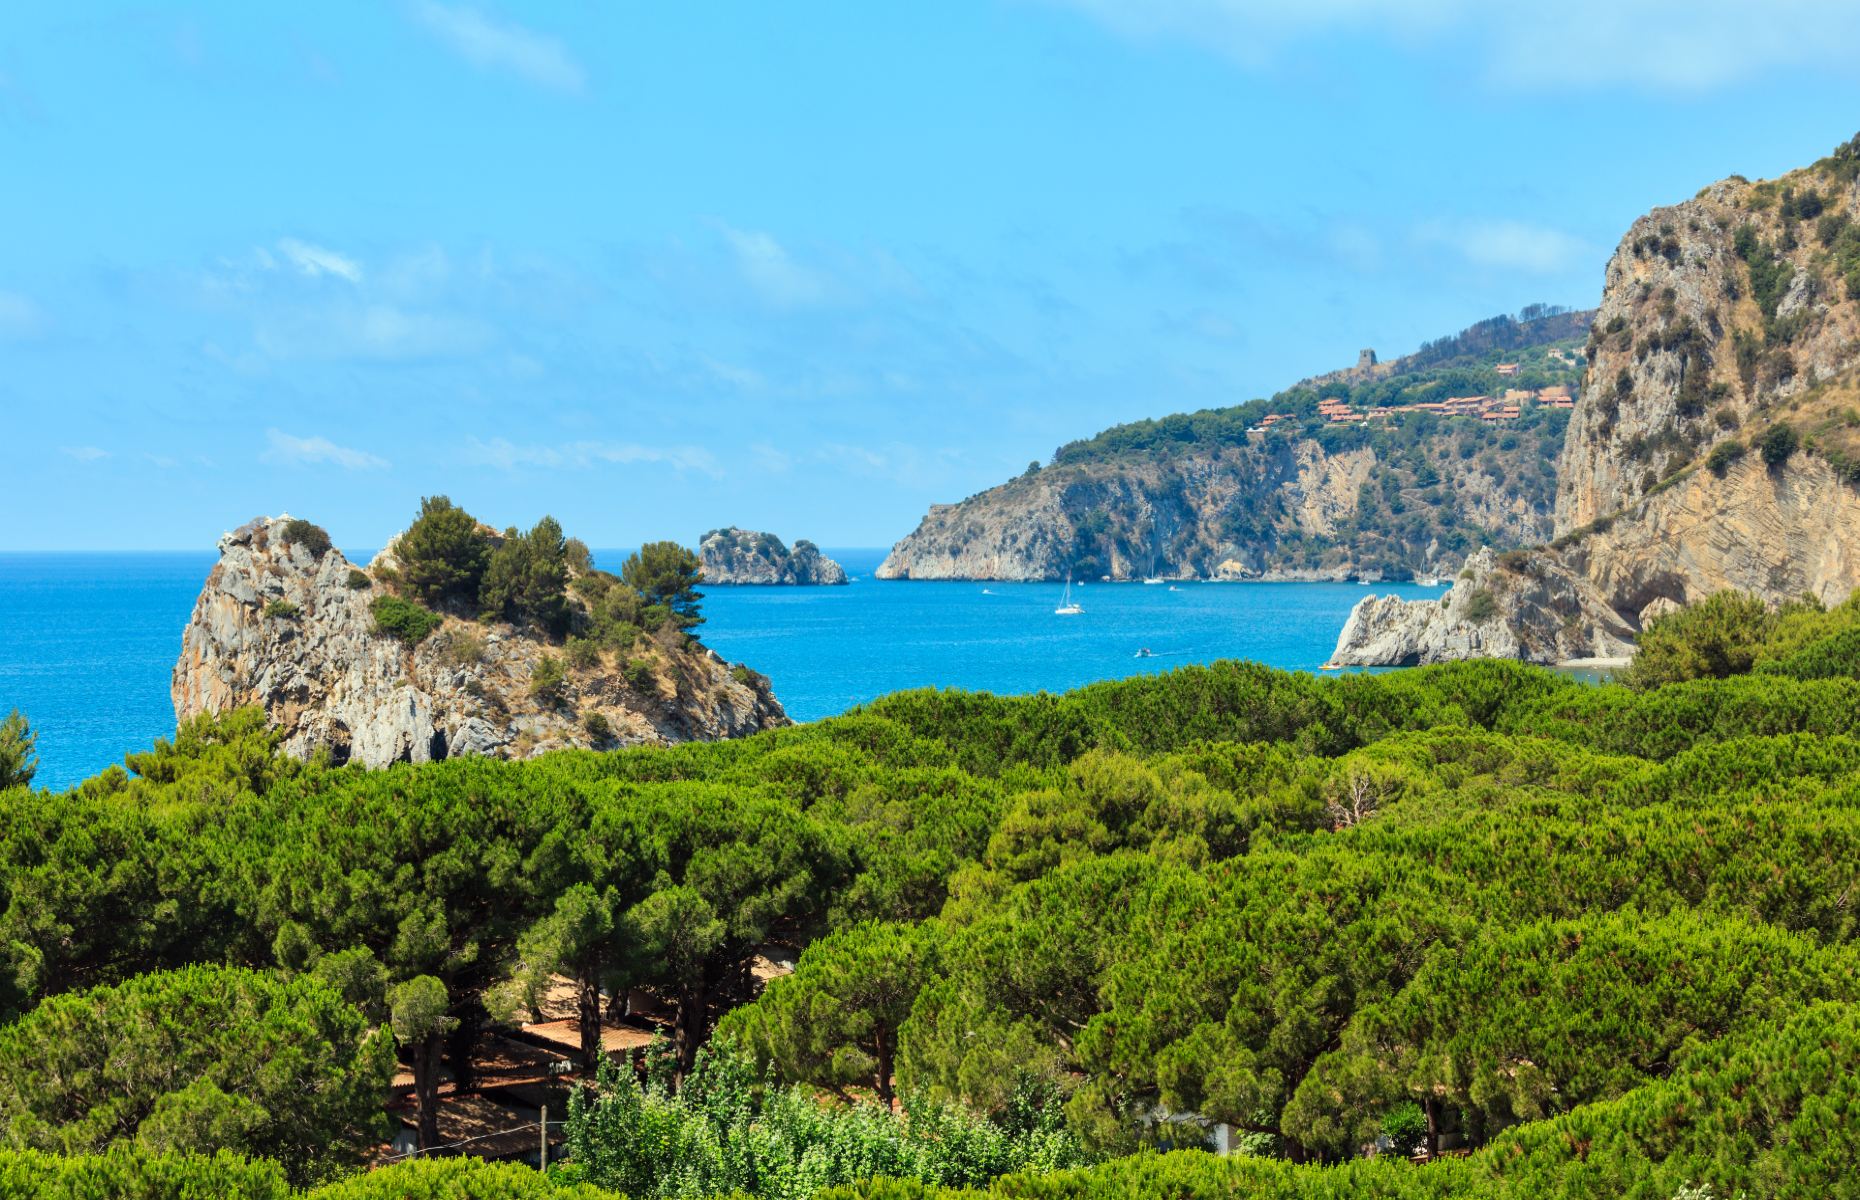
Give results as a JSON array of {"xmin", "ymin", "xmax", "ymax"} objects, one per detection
[{"xmin": 0, "ymin": 550, "xmax": 1447, "ymax": 792}]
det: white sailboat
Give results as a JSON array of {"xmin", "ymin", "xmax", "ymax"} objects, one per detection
[{"xmin": 1055, "ymin": 575, "xmax": 1083, "ymax": 615}]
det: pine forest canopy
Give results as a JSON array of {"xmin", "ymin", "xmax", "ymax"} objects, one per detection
[{"xmin": 5, "ymin": 586, "xmax": 1860, "ymax": 1194}]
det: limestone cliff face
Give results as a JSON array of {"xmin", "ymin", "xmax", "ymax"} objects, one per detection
[
  {"xmin": 877, "ymin": 436, "xmax": 1550, "ymax": 583},
  {"xmin": 699, "ymin": 528, "xmax": 848, "ymax": 585},
  {"xmin": 173, "ymin": 516, "xmax": 787, "ymax": 769},
  {"xmin": 1326, "ymin": 549, "xmax": 1634, "ymax": 668},
  {"xmin": 1557, "ymin": 173, "xmax": 1860, "ymax": 532},
  {"xmin": 1332, "ymin": 142, "xmax": 1860, "ymax": 667}
]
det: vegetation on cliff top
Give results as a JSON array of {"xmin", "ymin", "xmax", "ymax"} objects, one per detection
[
  {"xmin": 10, "ymin": 600, "xmax": 1860, "ymax": 1193},
  {"xmin": 1050, "ymin": 305, "xmax": 1586, "ymax": 468},
  {"xmin": 368, "ymin": 496, "xmax": 705, "ymax": 653}
]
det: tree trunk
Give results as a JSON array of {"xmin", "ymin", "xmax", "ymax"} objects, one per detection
[
  {"xmin": 874, "ymin": 1025, "xmax": 895, "ymax": 1106},
  {"xmin": 578, "ymin": 975, "xmax": 602, "ymax": 1074},
  {"xmin": 446, "ymin": 999, "xmax": 483, "ymax": 1092},
  {"xmin": 672, "ymin": 978, "xmax": 708, "ymax": 1090},
  {"xmin": 1423, "ymin": 1096, "xmax": 1440, "ymax": 1159},
  {"xmin": 414, "ymin": 1035, "xmax": 443, "ymax": 1151}
]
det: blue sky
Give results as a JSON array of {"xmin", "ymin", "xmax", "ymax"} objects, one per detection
[{"xmin": 5, "ymin": 2, "xmax": 1860, "ymax": 551}]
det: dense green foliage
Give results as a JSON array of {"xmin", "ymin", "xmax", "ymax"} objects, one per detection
[
  {"xmin": 1623, "ymin": 587, "xmax": 1860, "ymax": 690},
  {"xmin": 0, "ymin": 966, "xmax": 392, "ymax": 1185},
  {"xmin": 395, "ymin": 496, "xmax": 492, "ymax": 607},
  {"xmin": 12, "ymin": 605, "xmax": 1860, "ymax": 1193},
  {"xmin": 562, "ymin": 1045, "xmax": 1083, "ymax": 1199},
  {"xmin": 0, "ymin": 710, "xmax": 34, "ymax": 790},
  {"xmin": 482, "ymin": 517, "xmax": 574, "ymax": 633},
  {"xmin": 623, "ymin": 541, "xmax": 706, "ymax": 629},
  {"xmin": 370, "ymin": 592, "xmax": 444, "ymax": 646}
]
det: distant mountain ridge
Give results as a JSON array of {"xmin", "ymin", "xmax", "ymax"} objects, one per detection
[{"xmin": 878, "ymin": 307, "xmax": 1592, "ymax": 583}]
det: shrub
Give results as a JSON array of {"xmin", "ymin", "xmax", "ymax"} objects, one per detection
[
  {"xmin": 263, "ymin": 598, "xmax": 299, "ymax": 619},
  {"xmin": 344, "ymin": 569, "xmax": 371, "ymax": 590},
  {"xmin": 0, "ymin": 965, "xmax": 392, "ymax": 1187},
  {"xmin": 371, "ymin": 594, "xmax": 443, "ymax": 646},
  {"xmin": 1464, "ymin": 589, "xmax": 1498, "ymax": 622},
  {"xmin": 531, "ymin": 655, "xmax": 569, "ymax": 702},
  {"xmin": 1760, "ymin": 422, "xmax": 1800, "ymax": 468},
  {"xmin": 583, "ymin": 711, "xmax": 613, "ymax": 742},
  {"xmin": 624, "ymin": 657, "xmax": 657, "ymax": 693},
  {"xmin": 600, "ymin": 621, "xmax": 643, "ymax": 652},
  {"xmin": 1621, "ymin": 590, "xmax": 1776, "ymax": 690},
  {"xmin": 278, "ymin": 518, "xmax": 332, "ymax": 558},
  {"xmin": 1706, "ymin": 439, "xmax": 1746, "ymax": 477},
  {"xmin": 447, "ymin": 630, "xmax": 486, "ymax": 666},
  {"xmin": 396, "ymin": 496, "xmax": 491, "ymax": 608},
  {"xmin": 566, "ymin": 636, "xmax": 602, "ymax": 671}
]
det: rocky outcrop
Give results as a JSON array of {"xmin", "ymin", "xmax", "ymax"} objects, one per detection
[
  {"xmin": 698, "ymin": 528, "xmax": 848, "ymax": 585},
  {"xmin": 1334, "ymin": 138, "xmax": 1860, "ymax": 666},
  {"xmin": 1327, "ymin": 549, "xmax": 1634, "ymax": 668},
  {"xmin": 173, "ymin": 515, "xmax": 787, "ymax": 769},
  {"xmin": 877, "ymin": 432, "xmax": 1555, "ymax": 583}
]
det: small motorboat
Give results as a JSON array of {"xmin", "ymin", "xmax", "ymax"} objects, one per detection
[{"xmin": 1134, "ymin": 647, "xmax": 1155, "ymax": 659}]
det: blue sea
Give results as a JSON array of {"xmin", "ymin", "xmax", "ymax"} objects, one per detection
[{"xmin": 0, "ymin": 549, "xmax": 1446, "ymax": 792}]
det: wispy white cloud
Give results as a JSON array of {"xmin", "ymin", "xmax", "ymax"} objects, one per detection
[
  {"xmin": 463, "ymin": 437, "xmax": 721, "ymax": 476},
  {"xmin": 61, "ymin": 445, "xmax": 109, "ymax": 462},
  {"xmin": 1417, "ymin": 218, "xmax": 1591, "ymax": 274},
  {"xmin": 1041, "ymin": 0, "xmax": 1860, "ymax": 92},
  {"xmin": 276, "ymin": 237, "xmax": 362, "ymax": 283},
  {"xmin": 0, "ymin": 289, "xmax": 45, "ymax": 340},
  {"xmin": 255, "ymin": 304, "xmax": 492, "ymax": 362},
  {"xmin": 263, "ymin": 429, "xmax": 390, "ymax": 470},
  {"xmin": 718, "ymin": 225, "xmax": 831, "ymax": 309},
  {"xmin": 410, "ymin": 1, "xmax": 586, "ymax": 94}
]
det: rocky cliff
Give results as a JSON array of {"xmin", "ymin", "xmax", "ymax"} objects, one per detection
[
  {"xmin": 1331, "ymin": 136, "xmax": 1860, "ymax": 666},
  {"xmin": 1326, "ymin": 548, "xmax": 1634, "ymax": 667},
  {"xmin": 173, "ymin": 516, "xmax": 787, "ymax": 769},
  {"xmin": 878, "ymin": 419, "xmax": 1562, "ymax": 583},
  {"xmin": 699, "ymin": 528, "xmax": 848, "ymax": 585},
  {"xmin": 878, "ymin": 310, "xmax": 1584, "ymax": 583}
]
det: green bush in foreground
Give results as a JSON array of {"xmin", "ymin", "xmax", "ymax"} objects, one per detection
[
  {"xmin": 562, "ymin": 1044, "xmax": 1086, "ymax": 1200},
  {"xmin": 0, "ymin": 965, "xmax": 392, "ymax": 1187},
  {"xmin": 371, "ymin": 593, "xmax": 443, "ymax": 646}
]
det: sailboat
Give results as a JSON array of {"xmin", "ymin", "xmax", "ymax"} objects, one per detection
[{"xmin": 1055, "ymin": 575, "xmax": 1082, "ymax": 615}]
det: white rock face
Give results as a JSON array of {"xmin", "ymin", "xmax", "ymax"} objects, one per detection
[
  {"xmin": 699, "ymin": 528, "xmax": 849, "ymax": 585},
  {"xmin": 173, "ymin": 516, "xmax": 788, "ymax": 768},
  {"xmin": 1327, "ymin": 548, "xmax": 1635, "ymax": 668}
]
